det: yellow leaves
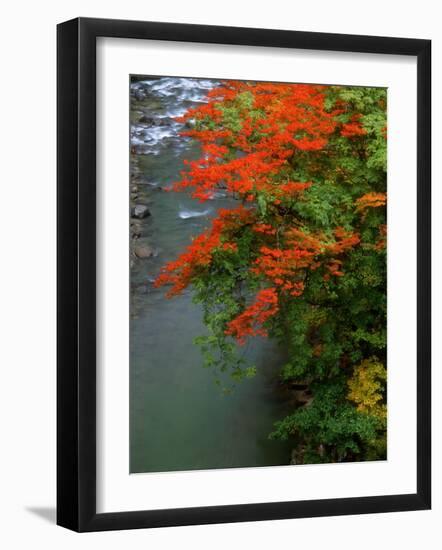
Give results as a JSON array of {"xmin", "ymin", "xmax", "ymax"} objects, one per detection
[
  {"xmin": 348, "ymin": 359, "xmax": 387, "ymax": 458},
  {"xmin": 347, "ymin": 358, "xmax": 386, "ymax": 420}
]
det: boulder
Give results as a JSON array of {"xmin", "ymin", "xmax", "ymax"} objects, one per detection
[
  {"xmin": 131, "ymin": 204, "xmax": 151, "ymax": 219},
  {"xmin": 134, "ymin": 244, "xmax": 154, "ymax": 258},
  {"xmin": 139, "ymin": 115, "xmax": 154, "ymax": 124}
]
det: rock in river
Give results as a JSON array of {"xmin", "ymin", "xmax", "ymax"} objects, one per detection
[
  {"xmin": 131, "ymin": 204, "xmax": 151, "ymax": 219},
  {"xmin": 134, "ymin": 244, "xmax": 154, "ymax": 258},
  {"xmin": 139, "ymin": 115, "xmax": 155, "ymax": 125}
]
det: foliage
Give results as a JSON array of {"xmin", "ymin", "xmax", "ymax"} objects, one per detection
[
  {"xmin": 347, "ymin": 358, "xmax": 387, "ymax": 417},
  {"xmin": 155, "ymin": 80, "xmax": 387, "ymax": 462}
]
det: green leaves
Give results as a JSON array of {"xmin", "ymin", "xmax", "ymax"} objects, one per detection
[
  {"xmin": 295, "ymin": 181, "xmax": 353, "ymax": 229},
  {"xmin": 257, "ymin": 194, "xmax": 268, "ymax": 216},
  {"xmin": 270, "ymin": 377, "xmax": 383, "ymax": 463}
]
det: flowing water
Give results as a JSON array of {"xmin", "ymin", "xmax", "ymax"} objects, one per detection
[{"xmin": 129, "ymin": 76, "xmax": 292, "ymax": 473}]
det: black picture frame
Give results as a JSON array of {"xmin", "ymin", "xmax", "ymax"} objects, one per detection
[{"xmin": 57, "ymin": 17, "xmax": 431, "ymax": 532}]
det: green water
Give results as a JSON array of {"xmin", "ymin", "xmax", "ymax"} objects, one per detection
[{"xmin": 129, "ymin": 77, "xmax": 292, "ymax": 473}]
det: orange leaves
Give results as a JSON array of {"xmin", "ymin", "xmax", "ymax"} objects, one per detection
[
  {"xmin": 174, "ymin": 151, "xmax": 287, "ymax": 202},
  {"xmin": 375, "ymin": 224, "xmax": 387, "ymax": 250},
  {"xmin": 250, "ymin": 226, "xmax": 359, "ymax": 296},
  {"xmin": 180, "ymin": 128, "xmax": 231, "ymax": 144},
  {"xmin": 225, "ymin": 287, "xmax": 279, "ymax": 344},
  {"xmin": 221, "ymin": 242, "xmax": 238, "ymax": 252},
  {"xmin": 276, "ymin": 181, "xmax": 312, "ymax": 198},
  {"xmin": 153, "ymin": 230, "xmax": 220, "ymax": 297},
  {"xmin": 292, "ymin": 137, "xmax": 328, "ymax": 151},
  {"xmin": 252, "ymin": 245, "xmax": 315, "ymax": 290},
  {"xmin": 341, "ymin": 122, "xmax": 366, "ymax": 138},
  {"xmin": 154, "ymin": 206, "xmax": 253, "ymax": 297},
  {"xmin": 253, "ymin": 223, "xmax": 276, "ymax": 235},
  {"xmin": 340, "ymin": 114, "xmax": 367, "ymax": 138},
  {"xmin": 285, "ymin": 227, "xmax": 326, "ymax": 254},
  {"xmin": 355, "ymin": 192, "xmax": 387, "ymax": 212},
  {"xmin": 172, "ymin": 81, "xmax": 337, "ymax": 203},
  {"xmin": 326, "ymin": 260, "xmax": 344, "ymax": 277},
  {"xmin": 329, "ymin": 227, "xmax": 360, "ymax": 254},
  {"xmin": 175, "ymin": 100, "xmax": 223, "ymax": 126},
  {"xmin": 201, "ymin": 143, "xmax": 229, "ymax": 158}
]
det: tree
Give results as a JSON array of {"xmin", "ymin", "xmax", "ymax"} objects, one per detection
[{"xmin": 155, "ymin": 80, "xmax": 387, "ymax": 463}]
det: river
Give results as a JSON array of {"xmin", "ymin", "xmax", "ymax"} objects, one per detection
[{"xmin": 129, "ymin": 76, "xmax": 292, "ymax": 473}]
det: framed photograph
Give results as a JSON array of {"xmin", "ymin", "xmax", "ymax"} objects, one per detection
[{"xmin": 57, "ymin": 17, "xmax": 431, "ymax": 532}]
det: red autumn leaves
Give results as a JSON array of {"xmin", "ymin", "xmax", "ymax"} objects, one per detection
[
  {"xmin": 154, "ymin": 206, "xmax": 253, "ymax": 297},
  {"xmin": 355, "ymin": 192, "xmax": 387, "ymax": 212},
  {"xmin": 224, "ymin": 288, "xmax": 279, "ymax": 345},
  {"xmin": 173, "ymin": 82, "xmax": 336, "ymax": 203},
  {"xmin": 340, "ymin": 114, "xmax": 367, "ymax": 138},
  {"xmin": 155, "ymin": 80, "xmax": 385, "ymax": 345}
]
